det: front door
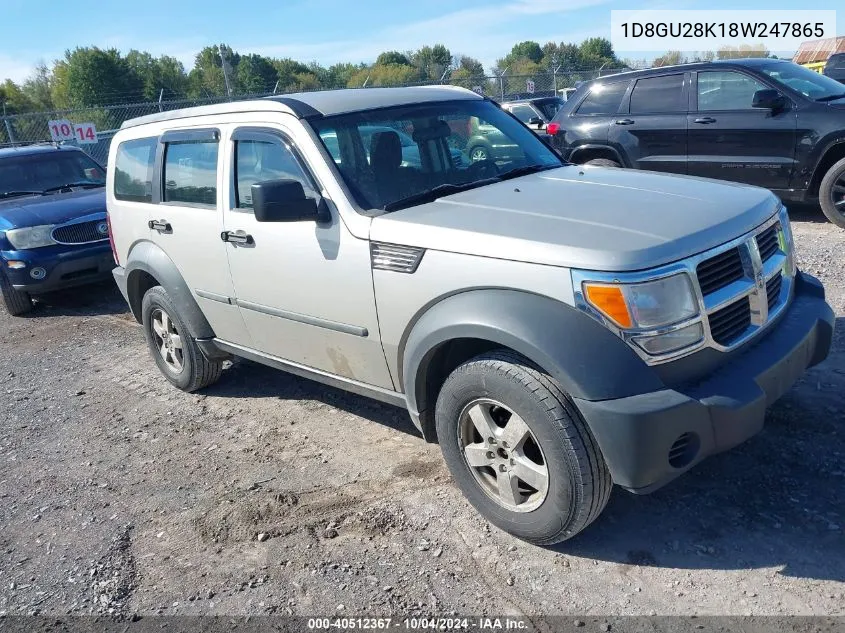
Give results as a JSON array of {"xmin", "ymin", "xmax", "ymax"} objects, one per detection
[
  {"xmin": 687, "ymin": 70, "xmax": 797, "ymax": 189},
  {"xmin": 609, "ymin": 72, "xmax": 689, "ymax": 174},
  {"xmin": 221, "ymin": 123, "xmax": 393, "ymax": 389},
  {"xmin": 149, "ymin": 128, "xmax": 250, "ymax": 345}
]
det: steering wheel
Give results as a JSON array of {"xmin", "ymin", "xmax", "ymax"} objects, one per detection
[{"xmin": 466, "ymin": 158, "xmax": 499, "ymax": 180}]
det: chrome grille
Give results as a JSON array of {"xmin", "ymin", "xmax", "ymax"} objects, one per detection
[
  {"xmin": 696, "ymin": 247, "xmax": 743, "ymax": 295},
  {"xmin": 709, "ymin": 297, "xmax": 752, "ymax": 346},
  {"xmin": 756, "ymin": 223, "xmax": 780, "ymax": 262},
  {"xmin": 766, "ymin": 272, "xmax": 783, "ymax": 311},
  {"xmin": 51, "ymin": 219, "xmax": 109, "ymax": 245}
]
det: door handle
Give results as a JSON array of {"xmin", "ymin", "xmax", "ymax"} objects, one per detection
[
  {"xmin": 221, "ymin": 230, "xmax": 254, "ymax": 245},
  {"xmin": 148, "ymin": 219, "xmax": 172, "ymax": 232},
  {"xmin": 693, "ymin": 117, "xmax": 717, "ymax": 124},
  {"xmin": 615, "ymin": 119, "xmax": 635, "ymax": 125}
]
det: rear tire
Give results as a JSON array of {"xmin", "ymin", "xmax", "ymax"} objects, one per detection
[
  {"xmin": 819, "ymin": 156, "xmax": 845, "ymax": 229},
  {"xmin": 141, "ymin": 285, "xmax": 223, "ymax": 392},
  {"xmin": 0, "ymin": 271, "xmax": 33, "ymax": 316},
  {"xmin": 435, "ymin": 349, "xmax": 612, "ymax": 545},
  {"xmin": 583, "ymin": 158, "xmax": 621, "ymax": 168}
]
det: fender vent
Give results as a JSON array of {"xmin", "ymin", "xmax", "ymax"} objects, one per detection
[
  {"xmin": 370, "ymin": 242, "xmax": 425, "ymax": 273},
  {"xmin": 668, "ymin": 432, "xmax": 700, "ymax": 469}
]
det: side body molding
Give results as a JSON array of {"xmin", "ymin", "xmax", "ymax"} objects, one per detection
[
  {"xmin": 120, "ymin": 240, "xmax": 216, "ymax": 340},
  {"xmin": 400, "ymin": 289, "xmax": 665, "ymax": 440}
]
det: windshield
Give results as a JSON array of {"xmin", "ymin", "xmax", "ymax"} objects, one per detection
[
  {"xmin": 759, "ymin": 62, "xmax": 845, "ymax": 100},
  {"xmin": 0, "ymin": 150, "xmax": 105, "ymax": 196},
  {"xmin": 534, "ymin": 98, "xmax": 565, "ymax": 120},
  {"xmin": 310, "ymin": 99, "xmax": 562, "ymax": 211}
]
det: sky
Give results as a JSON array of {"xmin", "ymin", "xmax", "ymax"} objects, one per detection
[{"xmin": 0, "ymin": 0, "xmax": 841, "ymax": 83}]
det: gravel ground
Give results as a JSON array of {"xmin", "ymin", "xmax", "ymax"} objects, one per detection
[{"xmin": 0, "ymin": 205, "xmax": 843, "ymax": 621}]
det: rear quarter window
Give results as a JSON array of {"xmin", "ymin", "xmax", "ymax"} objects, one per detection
[
  {"xmin": 114, "ymin": 137, "xmax": 157, "ymax": 202},
  {"xmin": 575, "ymin": 82, "xmax": 628, "ymax": 115}
]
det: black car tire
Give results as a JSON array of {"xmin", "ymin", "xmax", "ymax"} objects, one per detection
[
  {"xmin": 584, "ymin": 158, "xmax": 621, "ymax": 168},
  {"xmin": 468, "ymin": 145, "xmax": 490, "ymax": 162},
  {"xmin": 0, "ymin": 271, "xmax": 33, "ymax": 316},
  {"xmin": 819, "ymin": 156, "xmax": 845, "ymax": 229},
  {"xmin": 435, "ymin": 349, "xmax": 612, "ymax": 545},
  {"xmin": 141, "ymin": 285, "xmax": 223, "ymax": 392}
]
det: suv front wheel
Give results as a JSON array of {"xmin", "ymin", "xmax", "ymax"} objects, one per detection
[
  {"xmin": 141, "ymin": 286, "xmax": 223, "ymax": 392},
  {"xmin": 435, "ymin": 350, "xmax": 612, "ymax": 544},
  {"xmin": 0, "ymin": 270, "xmax": 33, "ymax": 316},
  {"xmin": 819, "ymin": 156, "xmax": 845, "ymax": 229}
]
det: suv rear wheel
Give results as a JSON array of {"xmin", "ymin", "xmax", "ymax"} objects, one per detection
[
  {"xmin": 0, "ymin": 270, "xmax": 33, "ymax": 316},
  {"xmin": 435, "ymin": 349, "xmax": 612, "ymax": 544},
  {"xmin": 141, "ymin": 286, "xmax": 223, "ymax": 392},
  {"xmin": 819, "ymin": 156, "xmax": 845, "ymax": 229}
]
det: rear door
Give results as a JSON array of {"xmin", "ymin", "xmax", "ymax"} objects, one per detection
[
  {"xmin": 610, "ymin": 73, "xmax": 689, "ymax": 174},
  {"xmin": 148, "ymin": 128, "xmax": 250, "ymax": 345},
  {"xmin": 687, "ymin": 70, "xmax": 797, "ymax": 189}
]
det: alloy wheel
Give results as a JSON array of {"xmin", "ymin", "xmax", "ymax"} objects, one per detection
[{"xmin": 151, "ymin": 308, "xmax": 184, "ymax": 373}]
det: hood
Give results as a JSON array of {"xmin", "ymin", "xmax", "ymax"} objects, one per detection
[
  {"xmin": 370, "ymin": 165, "xmax": 780, "ymax": 272},
  {"xmin": 0, "ymin": 189, "xmax": 106, "ymax": 231}
]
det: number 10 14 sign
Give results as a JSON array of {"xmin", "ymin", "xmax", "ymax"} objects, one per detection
[{"xmin": 48, "ymin": 119, "xmax": 99, "ymax": 145}]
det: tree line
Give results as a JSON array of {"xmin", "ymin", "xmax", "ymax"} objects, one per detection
[{"xmin": 0, "ymin": 38, "xmax": 621, "ymax": 114}]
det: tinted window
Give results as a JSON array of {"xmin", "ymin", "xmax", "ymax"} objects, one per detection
[
  {"xmin": 698, "ymin": 71, "xmax": 766, "ymax": 110},
  {"xmin": 827, "ymin": 54, "xmax": 845, "ymax": 69},
  {"xmin": 235, "ymin": 139, "xmax": 314, "ymax": 209},
  {"xmin": 114, "ymin": 137, "xmax": 156, "ymax": 202},
  {"xmin": 575, "ymin": 82, "xmax": 628, "ymax": 115},
  {"xmin": 508, "ymin": 104, "xmax": 539, "ymax": 123},
  {"xmin": 534, "ymin": 98, "xmax": 564, "ymax": 120},
  {"xmin": 630, "ymin": 75, "xmax": 685, "ymax": 113},
  {"xmin": 163, "ymin": 141, "xmax": 218, "ymax": 206},
  {"xmin": 0, "ymin": 150, "xmax": 105, "ymax": 196}
]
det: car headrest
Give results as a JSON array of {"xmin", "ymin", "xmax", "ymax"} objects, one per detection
[{"xmin": 370, "ymin": 131, "xmax": 402, "ymax": 173}]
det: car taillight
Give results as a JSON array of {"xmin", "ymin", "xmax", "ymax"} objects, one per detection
[
  {"xmin": 106, "ymin": 212, "xmax": 119, "ymax": 265},
  {"xmin": 546, "ymin": 122, "xmax": 560, "ymax": 136}
]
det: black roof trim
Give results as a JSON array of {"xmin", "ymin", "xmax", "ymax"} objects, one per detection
[{"xmin": 265, "ymin": 96, "xmax": 323, "ymax": 119}]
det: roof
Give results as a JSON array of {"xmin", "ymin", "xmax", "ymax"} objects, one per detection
[
  {"xmin": 121, "ymin": 85, "xmax": 482, "ymax": 130},
  {"xmin": 585, "ymin": 58, "xmax": 788, "ymax": 85},
  {"xmin": 0, "ymin": 144, "xmax": 81, "ymax": 159},
  {"xmin": 793, "ymin": 37, "xmax": 845, "ymax": 64}
]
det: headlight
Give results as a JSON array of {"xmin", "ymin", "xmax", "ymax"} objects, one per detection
[
  {"xmin": 582, "ymin": 273, "xmax": 698, "ymax": 329},
  {"xmin": 5, "ymin": 225, "xmax": 57, "ymax": 249},
  {"xmin": 578, "ymin": 272, "xmax": 703, "ymax": 358}
]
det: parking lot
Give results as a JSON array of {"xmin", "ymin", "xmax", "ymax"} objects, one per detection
[{"xmin": 0, "ymin": 204, "xmax": 843, "ymax": 620}]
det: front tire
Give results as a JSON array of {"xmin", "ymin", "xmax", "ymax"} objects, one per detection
[
  {"xmin": 141, "ymin": 286, "xmax": 223, "ymax": 392},
  {"xmin": 468, "ymin": 145, "xmax": 490, "ymax": 162},
  {"xmin": 0, "ymin": 271, "xmax": 33, "ymax": 316},
  {"xmin": 819, "ymin": 156, "xmax": 845, "ymax": 229},
  {"xmin": 583, "ymin": 158, "xmax": 621, "ymax": 168},
  {"xmin": 435, "ymin": 350, "xmax": 612, "ymax": 545}
]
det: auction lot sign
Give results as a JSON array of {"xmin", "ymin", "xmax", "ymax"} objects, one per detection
[
  {"xmin": 48, "ymin": 119, "xmax": 99, "ymax": 145},
  {"xmin": 611, "ymin": 10, "xmax": 837, "ymax": 52}
]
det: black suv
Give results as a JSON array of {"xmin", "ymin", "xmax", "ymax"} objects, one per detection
[
  {"xmin": 548, "ymin": 59, "xmax": 845, "ymax": 227},
  {"xmin": 823, "ymin": 53, "xmax": 845, "ymax": 84}
]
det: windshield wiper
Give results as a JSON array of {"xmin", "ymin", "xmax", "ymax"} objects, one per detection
[
  {"xmin": 382, "ymin": 178, "xmax": 500, "ymax": 212},
  {"xmin": 815, "ymin": 93, "xmax": 845, "ymax": 102},
  {"xmin": 497, "ymin": 164, "xmax": 559, "ymax": 181},
  {"xmin": 0, "ymin": 190, "xmax": 45, "ymax": 199},
  {"xmin": 41, "ymin": 182, "xmax": 105, "ymax": 193}
]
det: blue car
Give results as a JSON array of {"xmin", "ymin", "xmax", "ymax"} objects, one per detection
[{"xmin": 0, "ymin": 144, "xmax": 114, "ymax": 315}]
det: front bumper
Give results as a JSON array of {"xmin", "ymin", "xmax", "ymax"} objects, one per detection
[
  {"xmin": 575, "ymin": 272, "xmax": 835, "ymax": 494},
  {"xmin": 2, "ymin": 243, "xmax": 114, "ymax": 295}
]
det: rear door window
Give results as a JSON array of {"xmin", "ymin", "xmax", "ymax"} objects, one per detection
[
  {"xmin": 575, "ymin": 82, "xmax": 628, "ymax": 115},
  {"xmin": 162, "ymin": 140, "xmax": 218, "ymax": 207},
  {"xmin": 629, "ymin": 74, "xmax": 686, "ymax": 113},
  {"xmin": 508, "ymin": 104, "xmax": 539, "ymax": 123}
]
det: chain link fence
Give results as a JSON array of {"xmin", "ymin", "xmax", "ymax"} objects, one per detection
[{"xmin": 1, "ymin": 67, "xmax": 628, "ymax": 166}]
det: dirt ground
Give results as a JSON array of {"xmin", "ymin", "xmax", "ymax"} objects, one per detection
[{"xmin": 0, "ymin": 205, "xmax": 843, "ymax": 621}]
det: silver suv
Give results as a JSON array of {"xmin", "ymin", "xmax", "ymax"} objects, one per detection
[{"xmin": 107, "ymin": 86, "xmax": 834, "ymax": 544}]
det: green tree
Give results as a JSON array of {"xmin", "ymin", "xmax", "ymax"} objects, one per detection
[
  {"xmin": 0, "ymin": 79, "xmax": 32, "ymax": 113},
  {"xmin": 347, "ymin": 63, "xmax": 419, "ymax": 88},
  {"xmin": 412, "ymin": 44, "xmax": 452, "ymax": 80},
  {"xmin": 237, "ymin": 54, "xmax": 278, "ymax": 93},
  {"xmin": 51, "ymin": 47, "xmax": 143, "ymax": 108},
  {"xmin": 509, "ymin": 41, "xmax": 543, "ymax": 64},
  {"xmin": 272, "ymin": 58, "xmax": 313, "ymax": 92},
  {"xmin": 376, "ymin": 51, "xmax": 412, "ymax": 67},
  {"xmin": 187, "ymin": 44, "xmax": 239, "ymax": 98},
  {"xmin": 126, "ymin": 51, "xmax": 188, "ymax": 100},
  {"xmin": 653, "ymin": 51, "xmax": 685, "ymax": 67},
  {"xmin": 716, "ymin": 44, "xmax": 770, "ymax": 59},
  {"xmin": 20, "ymin": 63, "xmax": 54, "ymax": 111},
  {"xmin": 578, "ymin": 37, "xmax": 616, "ymax": 63}
]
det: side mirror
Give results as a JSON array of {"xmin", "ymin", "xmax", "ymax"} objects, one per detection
[
  {"xmin": 752, "ymin": 89, "xmax": 787, "ymax": 111},
  {"xmin": 251, "ymin": 179, "xmax": 329, "ymax": 223},
  {"xmin": 527, "ymin": 116, "xmax": 544, "ymax": 126}
]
